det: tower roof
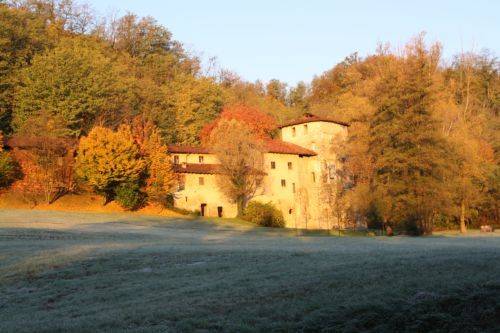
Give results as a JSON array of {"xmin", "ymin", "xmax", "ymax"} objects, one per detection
[{"xmin": 279, "ymin": 113, "xmax": 349, "ymax": 128}]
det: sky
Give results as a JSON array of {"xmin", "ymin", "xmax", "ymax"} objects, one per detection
[{"xmin": 88, "ymin": 0, "xmax": 499, "ymax": 86}]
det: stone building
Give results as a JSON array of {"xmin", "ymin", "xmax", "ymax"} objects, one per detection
[{"xmin": 168, "ymin": 113, "xmax": 349, "ymax": 229}]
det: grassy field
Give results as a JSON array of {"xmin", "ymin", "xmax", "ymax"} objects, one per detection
[{"xmin": 0, "ymin": 209, "xmax": 499, "ymax": 332}]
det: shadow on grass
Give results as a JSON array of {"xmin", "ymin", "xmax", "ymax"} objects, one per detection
[{"xmin": 0, "ymin": 236, "xmax": 498, "ymax": 332}]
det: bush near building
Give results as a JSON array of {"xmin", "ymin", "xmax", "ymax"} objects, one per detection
[{"xmin": 243, "ymin": 201, "xmax": 285, "ymax": 228}]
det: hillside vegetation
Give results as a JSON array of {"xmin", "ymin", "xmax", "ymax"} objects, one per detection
[{"xmin": 0, "ymin": 1, "xmax": 498, "ymax": 234}]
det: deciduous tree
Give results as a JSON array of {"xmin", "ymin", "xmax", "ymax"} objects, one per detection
[
  {"xmin": 207, "ymin": 119, "xmax": 265, "ymax": 216},
  {"xmin": 200, "ymin": 104, "xmax": 277, "ymax": 143},
  {"xmin": 75, "ymin": 125, "xmax": 146, "ymax": 202}
]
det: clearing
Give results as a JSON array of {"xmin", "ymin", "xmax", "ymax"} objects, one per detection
[{"xmin": 0, "ymin": 209, "xmax": 499, "ymax": 332}]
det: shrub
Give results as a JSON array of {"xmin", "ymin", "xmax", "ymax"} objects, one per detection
[
  {"xmin": 243, "ymin": 201, "xmax": 285, "ymax": 228},
  {"xmin": 75, "ymin": 126, "xmax": 146, "ymax": 202},
  {"xmin": 115, "ymin": 183, "xmax": 144, "ymax": 210},
  {"xmin": 0, "ymin": 151, "xmax": 22, "ymax": 188}
]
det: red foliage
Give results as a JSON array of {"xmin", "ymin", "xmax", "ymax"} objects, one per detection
[{"xmin": 200, "ymin": 104, "xmax": 277, "ymax": 144}]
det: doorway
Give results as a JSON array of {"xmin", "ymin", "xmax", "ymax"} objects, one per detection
[
  {"xmin": 217, "ymin": 206, "xmax": 223, "ymax": 217},
  {"xmin": 200, "ymin": 203, "xmax": 207, "ymax": 217}
]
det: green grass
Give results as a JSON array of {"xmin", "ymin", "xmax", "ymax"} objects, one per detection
[{"xmin": 0, "ymin": 209, "xmax": 499, "ymax": 332}]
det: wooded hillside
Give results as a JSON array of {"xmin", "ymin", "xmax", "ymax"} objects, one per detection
[{"xmin": 0, "ymin": 0, "xmax": 498, "ymax": 233}]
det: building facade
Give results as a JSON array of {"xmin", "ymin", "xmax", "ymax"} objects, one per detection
[{"xmin": 168, "ymin": 113, "xmax": 349, "ymax": 229}]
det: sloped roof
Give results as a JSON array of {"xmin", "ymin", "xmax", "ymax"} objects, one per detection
[
  {"xmin": 168, "ymin": 139, "xmax": 316, "ymax": 157},
  {"xmin": 263, "ymin": 139, "xmax": 316, "ymax": 156},
  {"xmin": 173, "ymin": 163, "xmax": 266, "ymax": 175},
  {"xmin": 279, "ymin": 113, "xmax": 349, "ymax": 128}
]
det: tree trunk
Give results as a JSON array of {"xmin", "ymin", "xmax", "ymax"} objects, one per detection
[
  {"xmin": 236, "ymin": 198, "xmax": 244, "ymax": 217},
  {"xmin": 460, "ymin": 200, "xmax": 467, "ymax": 233}
]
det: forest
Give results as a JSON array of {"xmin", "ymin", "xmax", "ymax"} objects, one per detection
[{"xmin": 0, "ymin": 0, "xmax": 498, "ymax": 234}]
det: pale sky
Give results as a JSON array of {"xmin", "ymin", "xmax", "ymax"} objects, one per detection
[{"xmin": 88, "ymin": 0, "xmax": 500, "ymax": 86}]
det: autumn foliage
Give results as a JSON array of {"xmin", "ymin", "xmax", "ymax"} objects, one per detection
[
  {"xmin": 200, "ymin": 104, "xmax": 277, "ymax": 144},
  {"xmin": 75, "ymin": 126, "xmax": 147, "ymax": 203}
]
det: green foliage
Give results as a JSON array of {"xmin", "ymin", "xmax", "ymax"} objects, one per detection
[
  {"xmin": 0, "ymin": 150, "xmax": 21, "ymax": 188},
  {"xmin": 368, "ymin": 38, "xmax": 453, "ymax": 235},
  {"xmin": 75, "ymin": 126, "xmax": 146, "ymax": 201},
  {"xmin": 0, "ymin": 3, "xmax": 50, "ymax": 134},
  {"xmin": 13, "ymin": 37, "xmax": 126, "ymax": 137},
  {"xmin": 243, "ymin": 201, "xmax": 285, "ymax": 228},
  {"xmin": 171, "ymin": 76, "xmax": 224, "ymax": 144},
  {"xmin": 115, "ymin": 183, "xmax": 144, "ymax": 210}
]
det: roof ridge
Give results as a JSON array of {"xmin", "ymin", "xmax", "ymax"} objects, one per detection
[
  {"xmin": 279, "ymin": 113, "xmax": 349, "ymax": 128},
  {"xmin": 168, "ymin": 139, "xmax": 317, "ymax": 157}
]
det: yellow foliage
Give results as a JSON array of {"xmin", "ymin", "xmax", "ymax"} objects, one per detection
[
  {"xmin": 142, "ymin": 129, "xmax": 177, "ymax": 203},
  {"xmin": 75, "ymin": 126, "xmax": 146, "ymax": 196}
]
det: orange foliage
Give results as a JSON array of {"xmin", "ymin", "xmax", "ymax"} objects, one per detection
[{"xmin": 200, "ymin": 104, "xmax": 277, "ymax": 144}]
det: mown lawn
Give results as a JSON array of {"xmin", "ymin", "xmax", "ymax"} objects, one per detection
[{"xmin": 0, "ymin": 209, "xmax": 499, "ymax": 332}]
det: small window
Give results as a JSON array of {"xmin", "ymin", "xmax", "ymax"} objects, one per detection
[
  {"xmin": 289, "ymin": 208, "xmax": 293, "ymax": 215},
  {"xmin": 281, "ymin": 179, "xmax": 286, "ymax": 187},
  {"xmin": 304, "ymin": 124, "xmax": 308, "ymax": 134},
  {"xmin": 173, "ymin": 155, "xmax": 179, "ymax": 164},
  {"xmin": 292, "ymin": 127, "xmax": 296, "ymax": 137},
  {"xmin": 198, "ymin": 156, "xmax": 204, "ymax": 163},
  {"xmin": 292, "ymin": 183, "xmax": 296, "ymax": 193},
  {"xmin": 199, "ymin": 177, "xmax": 205, "ymax": 185},
  {"xmin": 287, "ymin": 162, "xmax": 293, "ymax": 170},
  {"xmin": 270, "ymin": 161, "xmax": 276, "ymax": 169},
  {"xmin": 185, "ymin": 196, "xmax": 188, "ymax": 202},
  {"xmin": 312, "ymin": 172, "xmax": 316, "ymax": 183}
]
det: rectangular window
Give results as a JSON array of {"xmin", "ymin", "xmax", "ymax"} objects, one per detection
[
  {"xmin": 199, "ymin": 177, "xmax": 205, "ymax": 185},
  {"xmin": 173, "ymin": 155, "xmax": 179, "ymax": 164},
  {"xmin": 287, "ymin": 162, "xmax": 293, "ymax": 170},
  {"xmin": 312, "ymin": 172, "xmax": 316, "ymax": 183},
  {"xmin": 178, "ymin": 176, "xmax": 185, "ymax": 191},
  {"xmin": 270, "ymin": 161, "xmax": 276, "ymax": 169},
  {"xmin": 292, "ymin": 183, "xmax": 296, "ymax": 193},
  {"xmin": 292, "ymin": 127, "xmax": 296, "ymax": 137},
  {"xmin": 304, "ymin": 124, "xmax": 308, "ymax": 134},
  {"xmin": 198, "ymin": 156, "xmax": 204, "ymax": 163},
  {"xmin": 281, "ymin": 179, "xmax": 286, "ymax": 187}
]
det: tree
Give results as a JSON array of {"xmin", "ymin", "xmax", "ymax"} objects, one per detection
[
  {"xmin": 200, "ymin": 104, "xmax": 277, "ymax": 143},
  {"xmin": 368, "ymin": 36, "xmax": 452, "ymax": 234},
  {"xmin": 170, "ymin": 75, "xmax": 224, "ymax": 144},
  {"xmin": 12, "ymin": 37, "xmax": 127, "ymax": 137},
  {"xmin": 75, "ymin": 125, "xmax": 146, "ymax": 202},
  {"xmin": 112, "ymin": 13, "xmax": 186, "ymax": 61},
  {"xmin": 207, "ymin": 119, "xmax": 265, "ymax": 216},
  {"xmin": 8, "ymin": 135, "xmax": 76, "ymax": 203},
  {"xmin": 0, "ymin": 132, "xmax": 21, "ymax": 188},
  {"xmin": 266, "ymin": 79, "xmax": 287, "ymax": 103},
  {"xmin": 0, "ymin": 3, "xmax": 50, "ymax": 134},
  {"xmin": 132, "ymin": 119, "xmax": 177, "ymax": 206},
  {"xmin": 287, "ymin": 81, "xmax": 309, "ymax": 111}
]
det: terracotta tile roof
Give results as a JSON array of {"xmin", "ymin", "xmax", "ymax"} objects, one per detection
[
  {"xmin": 173, "ymin": 163, "xmax": 266, "ymax": 175},
  {"xmin": 167, "ymin": 145, "xmax": 210, "ymax": 154},
  {"xmin": 173, "ymin": 163, "xmax": 221, "ymax": 174},
  {"xmin": 168, "ymin": 139, "xmax": 316, "ymax": 157},
  {"xmin": 279, "ymin": 112, "xmax": 349, "ymax": 128},
  {"xmin": 263, "ymin": 139, "xmax": 316, "ymax": 156}
]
